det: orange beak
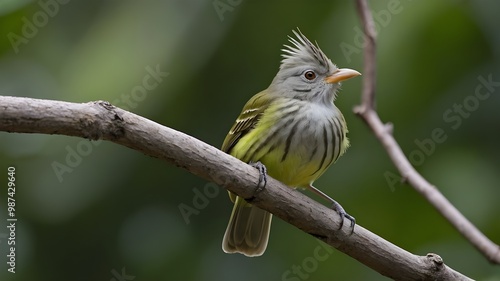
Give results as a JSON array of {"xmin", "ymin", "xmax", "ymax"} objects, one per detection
[{"xmin": 325, "ymin": 68, "xmax": 361, "ymax": 84}]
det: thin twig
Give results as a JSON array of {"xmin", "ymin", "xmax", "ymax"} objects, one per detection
[
  {"xmin": 355, "ymin": 0, "xmax": 377, "ymax": 111},
  {"xmin": 353, "ymin": 0, "xmax": 500, "ymax": 264}
]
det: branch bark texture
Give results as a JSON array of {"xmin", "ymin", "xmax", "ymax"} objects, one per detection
[
  {"xmin": 0, "ymin": 95, "xmax": 474, "ymax": 280},
  {"xmin": 354, "ymin": 0, "xmax": 500, "ymax": 265}
]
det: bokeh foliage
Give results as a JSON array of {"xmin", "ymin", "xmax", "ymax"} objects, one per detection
[{"xmin": 0, "ymin": 0, "xmax": 499, "ymax": 280}]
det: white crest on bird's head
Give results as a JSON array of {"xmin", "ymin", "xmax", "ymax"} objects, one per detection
[
  {"xmin": 268, "ymin": 29, "xmax": 347, "ymax": 105},
  {"xmin": 280, "ymin": 29, "xmax": 335, "ymax": 73}
]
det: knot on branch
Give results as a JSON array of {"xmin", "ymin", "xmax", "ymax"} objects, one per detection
[
  {"xmin": 353, "ymin": 105, "xmax": 367, "ymax": 115},
  {"xmin": 80, "ymin": 100, "xmax": 125, "ymax": 140},
  {"xmin": 384, "ymin": 123, "xmax": 393, "ymax": 135},
  {"xmin": 96, "ymin": 100, "xmax": 124, "ymax": 122},
  {"xmin": 426, "ymin": 253, "xmax": 444, "ymax": 267}
]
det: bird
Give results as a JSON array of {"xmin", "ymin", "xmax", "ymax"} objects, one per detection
[{"xmin": 221, "ymin": 29, "xmax": 361, "ymax": 257}]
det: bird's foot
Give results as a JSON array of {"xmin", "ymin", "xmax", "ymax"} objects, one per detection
[
  {"xmin": 331, "ymin": 200, "xmax": 356, "ymax": 234},
  {"xmin": 249, "ymin": 161, "xmax": 267, "ymax": 195}
]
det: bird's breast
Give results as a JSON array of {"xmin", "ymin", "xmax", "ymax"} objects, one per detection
[{"xmin": 232, "ymin": 101, "xmax": 348, "ymax": 188}]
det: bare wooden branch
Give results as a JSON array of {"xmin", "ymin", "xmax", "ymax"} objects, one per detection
[
  {"xmin": 355, "ymin": 0, "xmax": 377, "ymax": 111},
  {"xmin": 353, "ymin": 0, "xmax": 500, "ymax": 264},
  {"xmin": 0, "ymin": 95, "xmax": 474, "ymax": 280}
]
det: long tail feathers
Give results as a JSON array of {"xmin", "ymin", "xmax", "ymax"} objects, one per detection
[{"xmin": 222, "ymin": 196, "xmax": 273, "ymax": 257}]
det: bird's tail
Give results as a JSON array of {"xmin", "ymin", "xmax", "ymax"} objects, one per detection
[{"xmin": 222, "ymin": 196, "xmax": 273, "ymax": 257}]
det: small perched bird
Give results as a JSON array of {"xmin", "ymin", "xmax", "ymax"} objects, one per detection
[{"xmin": 221, "ymin": 29, "xmax": 361, "ymax": 257}]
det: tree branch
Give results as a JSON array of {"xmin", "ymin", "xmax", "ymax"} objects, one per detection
[
  {"xmin": 0, "ymin": 95, "xmax": 474, "ymax": 280},
  {"xmin": 355, "ymin": 0, "xmax": 377, "ymax": 111},
  {"xmin": 353, "ymin": 0, "xmax": 500, "ymax": 264}
]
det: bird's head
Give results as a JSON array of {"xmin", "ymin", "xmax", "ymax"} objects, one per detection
[{"xmin": 270, "ymin": 29, "xmax": 360, "ymax": 105}]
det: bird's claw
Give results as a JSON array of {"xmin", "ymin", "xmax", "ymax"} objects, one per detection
[
  {"xmin": 331, "ymin": 200, "xmax": 355, "ymax": 234},
  {"xmin": 249, "ymin": 161, "xmax": 267, "ymax": 195}
]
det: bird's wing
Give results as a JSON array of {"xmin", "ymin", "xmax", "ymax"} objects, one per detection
[
  {"xmin": 221, "ymin": 90, "xmax": 273, "ymax": 154},
  {"xmin": 221, "ymin": 90, "xmax": 274, "ymax": 203}
]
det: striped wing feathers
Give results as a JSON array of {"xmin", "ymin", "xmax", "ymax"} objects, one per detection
[{"xmin": 221, "ymin": 91, "xmax": 272, "ymax": 154}]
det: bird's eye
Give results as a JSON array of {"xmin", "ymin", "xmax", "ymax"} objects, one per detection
[{"xmin": 304, "ymin": 70, "xmax": 316, "ymax": 80}]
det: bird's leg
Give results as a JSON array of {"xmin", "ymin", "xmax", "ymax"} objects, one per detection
[
  {"xmin": 249, "ymin": 161, "xmax": 267, "ymax": 195},
  {"xmin": 308, "ymin": 184, "xmax": 356, "ymax": 232}
]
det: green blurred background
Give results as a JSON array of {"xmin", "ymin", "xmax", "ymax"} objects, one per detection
[{"xmin": 1, "ymin": 0, "xmax": 499, "ymax": 280}]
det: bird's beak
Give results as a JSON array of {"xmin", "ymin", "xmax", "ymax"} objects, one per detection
[{"xmin": 325, "ymin": 68, "xmax": 361, "ymax": 84}]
